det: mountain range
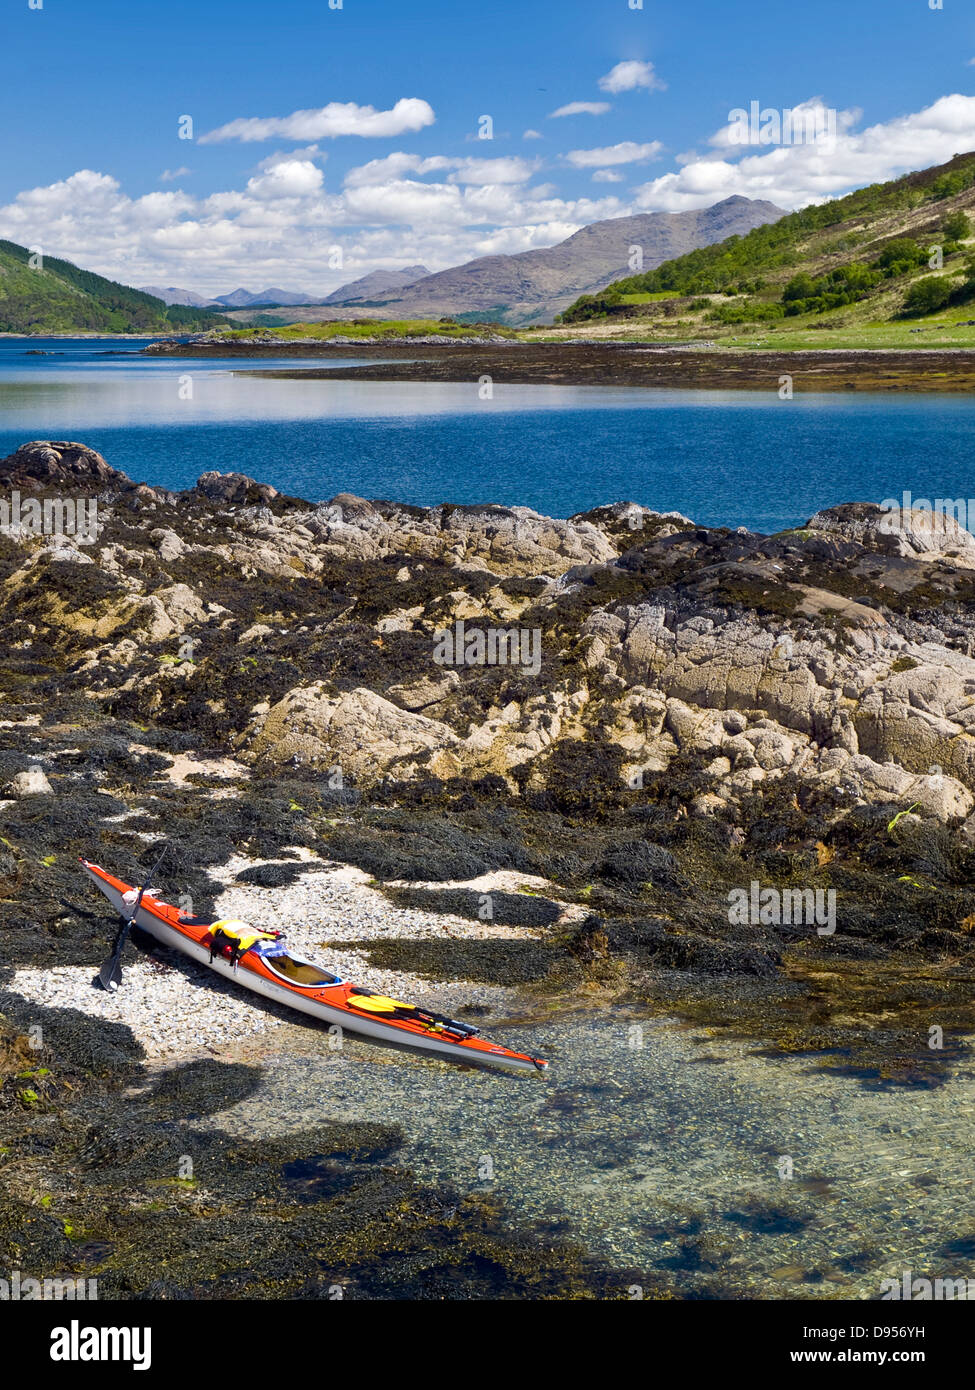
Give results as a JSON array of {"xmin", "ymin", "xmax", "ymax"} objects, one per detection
[
  {"xmin": 140, "ymin": 265, "xmax": 431, "ymax": 311},
  {"xmin": 219, "ymin": 198, "xmax": 784, "ymax": 327}
]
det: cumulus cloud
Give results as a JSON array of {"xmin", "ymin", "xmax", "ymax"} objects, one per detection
[
  {"xmin": 256, "ymin": 145, "xmax": 327, "ymax": 171},
  {"xmin": 565, "ymin": 141, "xmax": 663, "ymax": 168},
  {"xmin": 446, "ymin": 156, "xmax": 540, "ymax": 185},
  {"xmin": 598, "ymin": 61, "xmax": 665, "ymax": 94},
  {"xmin": 160, "ymin": 167, "xmax": 191, "ymax": 182},
  {"xmin": 199, "ymin": 98, "xmax": 435, "ymax": 144},
  {"xmin": 707, "ymin": 98, "xmax": 860, "ymax": 152},
  {"xmin": 344, "ymin": 153, "xmax": 537, "ymax": 188},
  {"xmin": 245, "ymin": 159, "xmax": 325, "ymax": 199},
  {"xmin": 343, "ymin": 153, "xmax": 452, "ymax": 187},
  {"xmin": 631, "ymin": 92, "xmax": 975, "ymax": 212},
  {"xmin": 549, "ymin": 101, "xmax": 611, "ymax": 118},
  {"xmin": 523, "ymin": 129, "xmax": 543, "ymax": 140},
  {"xmin": 592, "ymin": 169, "xmax": 624, "ymax": 183}
]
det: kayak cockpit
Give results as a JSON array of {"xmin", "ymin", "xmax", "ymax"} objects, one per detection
[{"xmin": 259, "ymin": 949, "xmax": 343, "ymax": 989}]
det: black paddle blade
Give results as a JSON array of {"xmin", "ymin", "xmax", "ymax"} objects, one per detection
[
  {"xmin": 94, "ymin": 840, "xmax": 169, "ymax": 992},
  {"xmin": 96, "ymin": 908, "xmax": 137, "ymax": 992},
  {"xmin": 96, "ymin": 953, "xmax": 124, "ymax": 992}
]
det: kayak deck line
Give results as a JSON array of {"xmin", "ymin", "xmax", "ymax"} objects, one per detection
[{"xmin": 79, "ymin": 858, "xmax": 549, "ymax": 1075}]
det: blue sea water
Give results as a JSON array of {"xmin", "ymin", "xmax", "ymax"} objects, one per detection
[{"xmin": 1, "ymin": 337, "xmax": 973, "ymax": 533}]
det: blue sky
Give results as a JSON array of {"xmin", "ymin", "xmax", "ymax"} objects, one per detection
[{"xmin": 2, "ymin": 0, "xmax": 974, "ymax": 294}]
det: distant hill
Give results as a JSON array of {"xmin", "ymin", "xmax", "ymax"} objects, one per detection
[
  {"xmin": 140, "ymin": 285, "xmax": 220, "ymax": 308},
  {"xmin": 0, "ymin": 242, "xmax": 228, "ymax": 334},
  {"xmin": 559, "ymin": 150, "xmax": 975, "ymax": 338},
  {"xmin": 223, "ymin": 198, "xmax": 785, "ymax": 327},
  {"xmin": 320, "ymin": 265, "xmax": 431, "ymax": 305},
  {"xmin": 214, "ymin": 287, "xmax": 317, "ymax": 308},
  {"xmin": 141, "ymin": 268, "xmax": 432, "ymax": 318}
]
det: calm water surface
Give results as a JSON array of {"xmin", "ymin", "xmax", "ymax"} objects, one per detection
[{"xmin": 1, "ymin": 337, "xmax": 973, "ymax": 532}]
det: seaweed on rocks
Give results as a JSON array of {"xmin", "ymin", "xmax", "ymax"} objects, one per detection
[
  {"xmin": 380, "ymin": 884, "xmax": 564, "ymax": 927},
  {"xmin": 346, "ymin": 937, "xmax": 558, "ymax": 986}
]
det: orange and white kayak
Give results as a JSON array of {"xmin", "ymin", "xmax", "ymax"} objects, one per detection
[{"xmin": 80, "ymin": 858, "xmax": 549, "ymax": 1075}]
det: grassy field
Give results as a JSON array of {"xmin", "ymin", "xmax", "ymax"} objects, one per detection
[
  {"xmin": 718, "ymin": 316, "xmax": 975, "ymax": 350},
  {"xmin": 217, "ymin": 319, "xmax": 520, "ymax": 342},
  {"xmin": 617, "ymin": 291, "xmax": 681, "ymax": 305},
  {"xmin": 535, "ymin": 283, "xmax": 975, "ymax": 350}
]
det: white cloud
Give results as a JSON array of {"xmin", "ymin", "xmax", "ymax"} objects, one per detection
[
  {"xmin": 566, "ymin": 141, "xmax": 663, "ymax": 168},
  {"xmin": 549, "ymin": 101, "xmax": 611, "ymax": 118},
  {"xmin": 632, "ymin": 92, "xmax": 975, "ymax": 212},
  {"xmin": 592, "ymin": 169, "xmax": 624, "ymax": 183},
  {"xmin": 447, "ymin": 156, "xmax": 539, "ymax": 185},
  {"xmin": 598, "ymin": 61, "xmax": 665, "ymax": 94},
  {"xmin": 523, "ymin": 129, "xmax": 543, "ymax": 140},
  {"xmin": 245, "ymin": 159, "xmax": 325, "ymax": 199},
  {"xmin": 160, "ymin": 167, "xmax": 191, "ymax": 182},
  {"xmin": 343, "ymin": 153, "xmax": 452, "ymax": 187},
  {"xmin": 0, "ymin": 159, "xmax": 627, "ymax": 295},
  {"xmin": 344, "ymin": 153, "xmax": 537, "ymax": 189},
  {"xmin": 707, "ymin": 98, "xmax": 860, "ymax": 152},
  {"xmin": 256, "ymin": 145, "xmax": 327, "ymax": 171},
  {"xmin": 199, "ymin": 98, "xmax": 435, "ymax": 144}
]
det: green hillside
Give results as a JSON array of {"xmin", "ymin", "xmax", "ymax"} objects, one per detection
[
  {"xmin": 557, "ymin": 152, "xmax": 975, "ymax": 347},
  {"xmin": 0, "ymin": 240, "xmax": 228, "ymax": 334}
]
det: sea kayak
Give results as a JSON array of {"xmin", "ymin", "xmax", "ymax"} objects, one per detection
[{"xmin": 80, "ymin": 858, "xmax": 549, "ymax": 1074}]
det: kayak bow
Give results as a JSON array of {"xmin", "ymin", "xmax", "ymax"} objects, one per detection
[{"xmin": 80, "ymin": 858, "xmax": 549, "ymax": 1075}]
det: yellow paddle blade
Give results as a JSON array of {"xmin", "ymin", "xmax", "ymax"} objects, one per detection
[{"xmin": 346, "ymin": 993, "xmax": 413, "ymax": 1014}]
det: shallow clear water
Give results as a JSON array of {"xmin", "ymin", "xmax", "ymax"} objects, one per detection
[
  {"xmin": 2, "ymin": 338, "xmax": 974, "ymax": 532},
  {"xmin": 205, "ymin": 1012, "xmax": 975, "ymax": 1298}
]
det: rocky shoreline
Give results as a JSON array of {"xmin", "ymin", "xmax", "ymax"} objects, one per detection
[{"xmin": 5, "ymin": 437, "xmax": 975, "ymax": 1296}]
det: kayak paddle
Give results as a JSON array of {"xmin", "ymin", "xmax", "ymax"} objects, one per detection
[{"xmin": 96, "ymin": 841, "xmax": 169, "ymax": 991}]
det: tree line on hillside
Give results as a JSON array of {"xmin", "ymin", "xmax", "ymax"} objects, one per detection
[{"xmin": 0, "ymin": 240, "xmax": 227, "ymax": 334}]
